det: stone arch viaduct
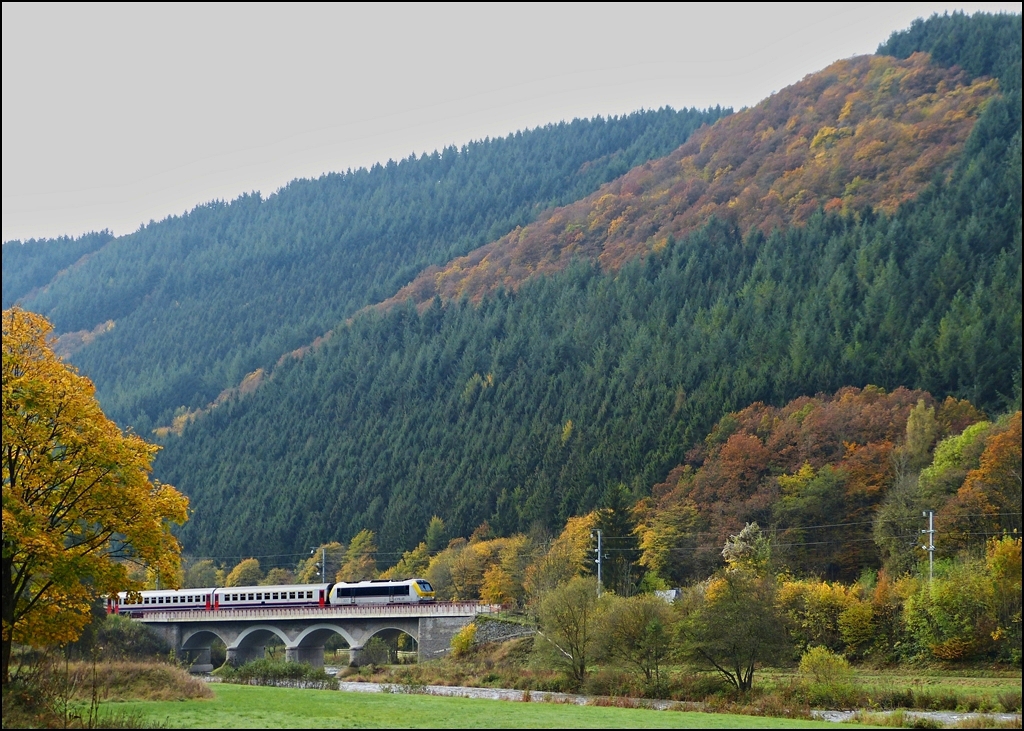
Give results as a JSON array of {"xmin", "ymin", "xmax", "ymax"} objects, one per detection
[{"xmin": 138, "ymin": 603, "xmax": 485, "ymax": 672}]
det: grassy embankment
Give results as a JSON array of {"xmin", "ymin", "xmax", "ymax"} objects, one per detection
[{"xmin": 1, "ymin": 660, "xmax": 212, "ymax": 728}]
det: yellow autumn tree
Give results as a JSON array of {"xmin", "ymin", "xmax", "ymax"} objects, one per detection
[
  {"xmin": 336, "ymin": 530, "xmax": 377, "ymax": 581},
  {"xmin": 524, "ymin": 512, "xmax": 597, "ymax": 604},
  {"xmin": 2, "ymin": 308, "xmax": 188, "ymax": 682}
]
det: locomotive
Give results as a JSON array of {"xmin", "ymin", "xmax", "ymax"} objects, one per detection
[{"xmin": 107, "ymin": 578, "xmax": 435, "ymax": 615}]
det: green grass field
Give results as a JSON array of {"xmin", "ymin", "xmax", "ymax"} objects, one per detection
[
  {"xmin": 101, "ymin": 683, "xmax": 849, "ymax": 729},
  {"xmin": 759, "ymin": 667, "xmax": 1022, "ymax": 711}
]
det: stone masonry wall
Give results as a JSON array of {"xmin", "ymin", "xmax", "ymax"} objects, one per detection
[{"xmin": 417, "ymin": 616, "xmax": 473, "ymax": 661}]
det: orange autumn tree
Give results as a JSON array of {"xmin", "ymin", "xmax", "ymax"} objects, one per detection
[
  {"xmin": 938, "ymin": 411, "xmax": 1022, "ymax": 552},
  {"xmin": 2, "ymin": 308, "xmax": 188, "ymax": 682}
]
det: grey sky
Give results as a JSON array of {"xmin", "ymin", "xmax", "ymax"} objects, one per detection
[{"xmin": 2, "ymin": 2, "xmax": 1020, "ymax": 242}]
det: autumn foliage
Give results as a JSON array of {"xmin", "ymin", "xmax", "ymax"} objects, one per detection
[
  {"xmin": 383, "ymin": 52, "xmax": 996, "ymax": 308},
  {"xmin": 634, "ymin": 387, "xmax": 994, "ymax": 583},
  {"xmin": 1, "ymin": 308, "xmax": 188, "ymax": 682}
]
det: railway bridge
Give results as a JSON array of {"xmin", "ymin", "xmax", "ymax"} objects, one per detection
[{"xmin": 137, "ymin": 602, "xmax": 489, "ymax": 672}]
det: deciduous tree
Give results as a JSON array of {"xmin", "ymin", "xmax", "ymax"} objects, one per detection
[
  {"xmin": 678, "ymin": 527, "xmax": 791, "ymax": 692},
  {"xmin": 537, "ymin": 576, "xmax": 603, "ymax": 691},
  {"xmin": 225, "ymin": 558, "xmax": 262, "ymax": 587},
  {"xmin": 2, "ymin": 308, "xmax": 188, "ymax": 682},
  {"xmin": 599, "ymin": 593, "xmax": 673, "ymax": 688}
]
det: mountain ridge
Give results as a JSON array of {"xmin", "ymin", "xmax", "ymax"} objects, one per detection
[
  {"xmin": 378, "ymin": 52, "xmax": 997, "ymax": 310},
  {"xmin": 3, "ymin": 108, "xmax": 727, "ymax": 432}
]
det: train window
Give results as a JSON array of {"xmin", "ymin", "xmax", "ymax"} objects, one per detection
[
  {"xmin": 307, "ymin": 591, "xmax": 313, "ymax": 598},
  {"xmin": 272, "ymin": 592, "xmax": 278, "ymax": 599},
  {"xmin": 289, "ymin": 591, "xmax": 296, "ymax": 599},
  {"xmin": 248, "ymin": 593, "xmax": 254, "ymax": 601},
  {"xmin": 159, "ymin": 597, "xmax": 164, "ymax": 604}
]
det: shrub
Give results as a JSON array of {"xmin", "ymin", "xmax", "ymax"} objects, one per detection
[
  {"xmin": 997, "ymin": 690, "xmax": 1022, "ymax": 713},
  {"xmin": 450, "ymin": 622, "xmax": 477, "ymax": 658},
  {"xmin": 798, "ymin": 646, "xmax": 852, "ymax": 687},
  {"xmin": 799, "ymin": 647, "xmax": 857, "ymax": 708},
  {"xmin": 360, "ymin": 636, "xmax": 394, "ymax": 666},
  {"xmin": 219, "ymin": 658, "xmax": 336, "ymax": 689},
  {"xmin": 584, "ymin": 668, "xmax": 635, "ymax": 698},
  {"xmin": 69, "ymin": 614, "xmax": 172, "ymax": 661},
  {"xmin": 666, "ymin": 672, "xmax": 730, "ymax": 702}
]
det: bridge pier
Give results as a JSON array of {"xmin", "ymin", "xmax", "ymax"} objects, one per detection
[
  {"xmin": 285, "ymin": 645, "xmax": 325, "ymax": 668},
  {"xmin": 417, "ymin": 616, "xmax": 474, "ymax": 662},
  {"xmin": 226, "ymin": 645, "xmax": 265, "ymax": 666},
  {"xmin": 182, "ymin": 647, "xmax": 214, "ymax": 673}
]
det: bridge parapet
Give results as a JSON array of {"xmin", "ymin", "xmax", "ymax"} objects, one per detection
[{"xmin": 135, "ymin": 601, "xmax": 495, "ymax": 624}]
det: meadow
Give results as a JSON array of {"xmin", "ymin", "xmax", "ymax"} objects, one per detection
[{"xmin": 101, "ymin": 683, "xmax": 847, "ymax": 729}]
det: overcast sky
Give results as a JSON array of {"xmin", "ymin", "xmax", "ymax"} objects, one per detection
[{"xmin": 2, "ymin": 2, "xmax": 1020, "ymax": 242}]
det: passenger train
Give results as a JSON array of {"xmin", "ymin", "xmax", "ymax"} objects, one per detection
[{"xmin": 107, "ymin": 578, "xmax": 435, "ymax": 615}]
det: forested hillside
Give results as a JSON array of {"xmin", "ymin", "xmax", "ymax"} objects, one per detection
[
  {"xmin": 153, "ymin": 12, "xmax": 1020, "ymax": 560},
  {"xmin": 382, "ymin": 52, "xmax": 996, "ymax": 306},
  {"xmin": 4, "ymin": 13, "xmax": 1019, "ymax": 566},
  {"xmin": 2, "ymin": 107, "xmax": 725, "ymax": 432},
  {"xmin": 1, "ymin": 230, "xmax": 113, "ymax": 308}
]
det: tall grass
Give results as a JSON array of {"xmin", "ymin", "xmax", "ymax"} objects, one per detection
[{"xmin": 2, "ymin": 655, "xmax": 208, "ymax": 728}]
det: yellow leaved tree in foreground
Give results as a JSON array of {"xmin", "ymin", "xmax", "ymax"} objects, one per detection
[{"xmin": 2, "ymin": 308, "xmax": 188, "ymax": 683}]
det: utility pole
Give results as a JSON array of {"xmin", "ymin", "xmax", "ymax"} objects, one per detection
[
  {"xmin": 592, "ymin": 529, "xmax": 603, "ymax": 597},
  {"xmin": 310, "ymin": 546, "xmax": 328, "ymax": 582},
  {"xmin": 921, "ymin": 510, "xmax": 935, "ymax": 584}
]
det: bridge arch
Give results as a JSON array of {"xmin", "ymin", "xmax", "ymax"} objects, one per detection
[
  {"xmin": 361, "ymin": 625, "xmax": 419, "ymax": 664},
  {"xmin": 181, "ymin": 627, "xmax": 228, "ymax": 651},
  {"xmin": 231, "ymin": 624, "xmax": 292, "ymax": 649},
  {"xmin": 179, "ymin": 628, "xmax": 227, "ymax": 673},
  {"xmin": 292, "ymin": 623, "xmax": 357, "ymax": 649}
]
